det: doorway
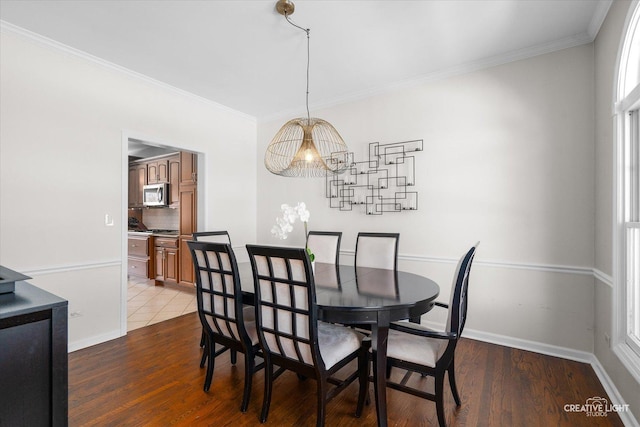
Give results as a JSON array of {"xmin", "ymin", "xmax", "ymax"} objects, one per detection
[{"xmin": 123, "ymin": 136, "xmax": 202, "ymax": 332}]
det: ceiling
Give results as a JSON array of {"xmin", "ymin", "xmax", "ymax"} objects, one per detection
[{"xmin": 0, "ymin": 0, "xmax": 611, "ymax": 121}]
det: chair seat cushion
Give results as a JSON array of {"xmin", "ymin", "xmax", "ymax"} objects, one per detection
[
  {"xmin": 387, "ymin": 325, "xmax": 447, "ymax": 368},
  {"xmin": 242, "ymin": 305, "xmax": 259, "ymax": 346},
  {"xmin": 318, "ymin": 322, "xmax": 364, "ymax": 369}
]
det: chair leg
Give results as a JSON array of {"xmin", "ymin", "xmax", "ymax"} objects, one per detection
[
  {"xmin": 240, "ymin": 352, "xmax": 253, "ymax": 412},
  {"xmin": 316, "ymin": 378, "xmax": 328, "ymax": 427},
  {"xmin": 435, "ymin": 371, "xmax": 447, "ymax": 427},
  {"xmin": 203, "ymin": 340, "xmax": 216, "ymax": 392},
  {"xmin": 448, "ymin": 358, "xmax": 461, "ymax": 406},
  {"xmin": 260, "ymin": 358, "xmax": 273, "ymax": 423},
  {"xmin": 200, "ymin": 328, "xmax": 205, "ymax": 347},
  {"xmin": 200, "ymin": 334, "xmax": 208, "ymax": 368},
  {"xmin": 356, "ymin": 341, "xmax": 370, "ymax": 418},
  {"xmin": 231, "ymin": 349, "xmax": 237, "ymax": 365}
]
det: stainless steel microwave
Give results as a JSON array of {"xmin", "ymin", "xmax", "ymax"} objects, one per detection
[{"xmin": 142, "ymin": 183, "xmax": 169, "ymax": 207}]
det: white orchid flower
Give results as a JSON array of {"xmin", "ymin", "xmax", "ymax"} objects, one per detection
[
  {"xmin": 272, "ymin": 202, "xmax": 312, "ymax": 251},
  {"xmin": 297, "ymin": 203, "xmax": 310, "ymax": 223}
]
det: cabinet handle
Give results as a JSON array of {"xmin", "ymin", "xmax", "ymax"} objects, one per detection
[
  {"xmin": 131, "ymin": 244, "xmax": 137, "ymax": 247},
  {"xmin": 131, "ymin": 266, "xmax": 137, "ymax": 269}
]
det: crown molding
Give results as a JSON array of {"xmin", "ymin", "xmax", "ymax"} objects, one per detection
[{"xmin": 0, "ymin": 20, "xmax": 256, "ymax": 123}]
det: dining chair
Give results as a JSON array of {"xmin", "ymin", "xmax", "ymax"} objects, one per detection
[
  {"xmin": 192, "ymin": 231, "xmax": 233, "ymax": 367},
  {"xmin": 306, "ymin": 231, "xmax": 342, "ymax": 264},
  {"xmin": 187, "ymin": 240, "xmax": 263, "ymax": 412},
  {"xmin": 245, "ymin": 244, "xmax": 370, "ymax": 427},
  {"xmin": 192, "ymin": 230, "xmax": 232, "ymax": 244},
  {"xmin": 381, "ymin": 242, "xmax": 479, "ymax": 427},
  {"xmin": 355, "ymin": 232, "xmax": 400, "ymax": 270}
]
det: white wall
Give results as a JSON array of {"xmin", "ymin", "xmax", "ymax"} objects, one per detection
[
  {"xmin": 594, "ymin": 0, "xmax": 640, "ymax": 420},
  {"xmin": 0, "ymin": 29, "xmax": 257, "ymax": 350},
  {"xmin": 257, "ymin": 44, "xmax": 596, "ymax": 352}
]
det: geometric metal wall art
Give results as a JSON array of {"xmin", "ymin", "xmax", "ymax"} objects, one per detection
[{"xmin": 325, "ymin": 139, "xmax": 423, "ymax": 215}]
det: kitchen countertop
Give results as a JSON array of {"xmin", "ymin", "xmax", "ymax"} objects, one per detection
[{"xmin": 128, "ymin": 230, "xmax": 179, "ymax": 237}]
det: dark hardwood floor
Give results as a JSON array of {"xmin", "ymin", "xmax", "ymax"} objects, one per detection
[{"xmin": 69, "ymin": 313, "xmax": 624, "ymax": 426}]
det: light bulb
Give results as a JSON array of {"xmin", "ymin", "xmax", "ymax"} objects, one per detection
[{"xmin": 305, "ymin": 149, "xmax": 314, "ymax": 162}]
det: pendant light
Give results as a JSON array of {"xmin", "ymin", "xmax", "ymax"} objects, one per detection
[{"xmin": 265, "ymin": 0, "xmax": 350, "ymax": 178}]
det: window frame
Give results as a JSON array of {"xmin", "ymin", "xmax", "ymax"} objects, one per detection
[{"xmin": 613, "ymin": 0, "xmax": 640, "ymax": 382}]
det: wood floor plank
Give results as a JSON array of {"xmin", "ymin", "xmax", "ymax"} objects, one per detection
[{"xmin": 68, "ymin": 313, "xmax": 626, "ymax": 426}]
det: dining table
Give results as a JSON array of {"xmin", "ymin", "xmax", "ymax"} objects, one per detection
[{"xmin": 237, "ymin": 261, "xmax": 440, "ymax": 427}]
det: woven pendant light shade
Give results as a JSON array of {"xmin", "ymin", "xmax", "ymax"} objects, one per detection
[{"xmin": 265, "ymin": 117, "xmax": 350, "ymax": 177}]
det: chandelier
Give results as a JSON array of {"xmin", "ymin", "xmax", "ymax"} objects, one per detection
[{"xmin": 264, "ymin": 0, "xmax": 350, "ymax": 178}]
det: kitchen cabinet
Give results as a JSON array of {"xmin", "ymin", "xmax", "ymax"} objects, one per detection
[
  {"xmin": 128, "ymin": 163, "xmax": 147, "ymax": 208},
  {"xmin": 180, "ymin": 151, "xmax": 197, "ymax": 185},
  {"xmin": 127, "ymin": 150, "xmax": 197, "ymax": 287},
  {"xmin": 155, "ymin": 236, "xmax": 179, "ymax": 284},
  {"xmin": 179, "ymin": 182, "xmax": 197, "ymax": 287},
  {"xmin": 147, "ymin": 159, "xmax": 169, "ymax": 184},
  {"xmin": 0, "ymin": 281, "xmax": 68, "ymax": 427},
  {"xmin": 128, "ymin": 233, "xmax": 153, "ymax": 279},
  {"xmin": 169, "ymin": 155, "xmax": 180, "ymax": 206}
]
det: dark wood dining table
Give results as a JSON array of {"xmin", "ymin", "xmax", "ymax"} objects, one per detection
[{"xmin": 237, "ymin": 261, "xmax": 440, "ymax": 427}]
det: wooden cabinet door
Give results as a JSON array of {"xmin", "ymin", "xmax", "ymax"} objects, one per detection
[
  {"xmin": 165, "ymin": 248, "xmax": 179, "ymax": 282},
  {"xmin": 155, "ymin": 247, "xmax": 165, "ymax": 281},
  {"xmin": 128, "ymin": 166, "xmax": 138, "ymax": 208},
  {"xmin": 169, "ymin": 157, "xmax": 180, "ymax": 205},
  {"xmin": 157, "ymin": 160, "xmax": 169, "ymax": 183},
  {"xmin": 179, "ymin": 237, "xmax": 195, "ymax": 286},
  {"xmin": 147, "ymin": 162, "xmax": 159, "ymax": 184},
  {"xmin": 148, "ymin": 160, "xmax": 169, "ymax": 184},
  {"xmin": 128, "ymin": 163, "xmax": 147, "ymax": 207},
  {"xmin": 136, "ymin": 164, "xmax": 147, "ymax": 206},
  {"xmin": 179, "ymin": 185, "xmax": 197, "ymax": 235},
  {"xmin": 180, "ymin": 151, "xmax": 197, "ymax": 184}
]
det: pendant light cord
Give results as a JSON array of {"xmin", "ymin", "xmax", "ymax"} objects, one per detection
[{"xmin": 285, "ymin": 13, "xmax": 311, "ymax": 123}]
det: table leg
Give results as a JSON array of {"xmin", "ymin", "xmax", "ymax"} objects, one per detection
[{"xmin": 371, "ymin": 315, "xmax": 390, "ymax": 427}]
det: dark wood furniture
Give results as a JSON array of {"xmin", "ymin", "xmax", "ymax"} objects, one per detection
[
  {"xmin": 306, "ymin": 231, "xmax": 342, "ymax": 264},
  {"xmin": 192, "ymin": 231, "xmax": 233, "ymax": 366},
  {"xmin": 0, "ymin": 281, "xmax": 68, "ymax": 427},
  {"xmin": 384, "ymin": 243, "xmax": 478, "ymax": 427},
  {"xmin": 187, "ymin": 241, "xmax": 263, "ymax": 412},
  {"xmin": 237, "ymin": 261, "xmax": 440, "ymax": 427},
  {"xmin": 245, "ymin": 246, "xmax": 369, "ymax": 427}
]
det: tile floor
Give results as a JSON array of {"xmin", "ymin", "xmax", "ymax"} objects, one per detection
[{"xmin": 127, "ymin": 277, "xmax": 197, "ymax": 331}]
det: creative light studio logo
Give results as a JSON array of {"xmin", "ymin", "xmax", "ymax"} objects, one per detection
[{"xmin": 564, "ymin": 396, "xmax": 629, "ymax": 417}]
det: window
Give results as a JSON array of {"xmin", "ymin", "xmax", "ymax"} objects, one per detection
[{"xmin": 615, "ymin": 1, "xmax": 640, "ymax": 378}]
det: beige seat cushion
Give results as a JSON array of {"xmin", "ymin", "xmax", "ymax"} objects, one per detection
[
  {"xmin": 386, "ymin": 324, "xmax": 447, "ymax": 368},
  {"xmin": 317, "ymin": 322, "xmax": 364, "ymax": 369}
]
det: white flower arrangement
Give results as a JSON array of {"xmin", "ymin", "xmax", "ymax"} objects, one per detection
[{"xmin": 271, "ymin": 202, "xmax": 315, "ymax": 261}]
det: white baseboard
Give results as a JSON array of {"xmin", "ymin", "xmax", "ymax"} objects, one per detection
[
  {"xmin": 589, "ymin": 356, "xmax": 640, "ymax": 427},
  {"xmin": 422, "ymin": 320, "xmax": 639, "ymax": 427},
  {"xmin": 68, "ymin": 329, "xmax": 123, "ymax": 353}
]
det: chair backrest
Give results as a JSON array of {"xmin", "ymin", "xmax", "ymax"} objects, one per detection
[
  {"xmin": 306, "ymin": 231, "xmax": 342, "ymax": 264},
  {"xmin": 192, "ymin": 231, "xmax": 232, "ymax": 245},
  {"xmin": 246, "ymin": 245, "xmax": 322, "ymax": 368},
  {"xmin": 354, "ymin": 232, "xmax": 400, "ymax": 270},
  {"xmin": 187, "ymin": 241, "xmax": 248, "ymax": 345},
  {"xmin": 446, "ymin": 242, "xmax": 479, "ymax": 336}
]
